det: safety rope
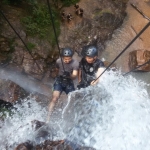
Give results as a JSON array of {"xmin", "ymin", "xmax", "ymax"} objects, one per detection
[
  {"xmin": 122, "ymin": 4, "xmax": 150, "ymax": 76},
  {"xmin": 130, "ymin": 3, "xmax": 150, "ymax": 21},
  {"xmin": 123, "ymin": 59, "xmax": 150, "ymax": 76},
  {"xmin": 47, "ymin": 0, "xmax": 65, "ymax": 72},
  {"xmin": 0, "ymin": 9, "xmax": 42, "ymax": 72},
  {"xmin": 94, "ymin": 21, "xmax": 150, "ymax": 81}
]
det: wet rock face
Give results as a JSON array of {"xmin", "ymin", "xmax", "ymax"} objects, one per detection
[
  {"xmin": 0, "ymin": 0, "xmax": 128, "ymax": 101},
  {"xmin": 14, "ymin": 142, "xmax": 33, "ymax": 150},
  {"xmin": 129, "ymin": 49, "xmax": 150, "ymax": 71},
  {"xmin": 0, "ymin": 36, "xmax": 14, "ymax": 65},
  {"xmin": 0, "ymin": 79, "xmax": 29, "ymax": 103},
  {"xmin": 15, "ymin": 140, "xmax": 96, "ymax": 150},
  {"xmin": 0, "ymin": 0, "xmax": 128, "ymax": 80},
  {"xmin": 59, "ymin": 0, "xmax": 128, "ymax": 55}
]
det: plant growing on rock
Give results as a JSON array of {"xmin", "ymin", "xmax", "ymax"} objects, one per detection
[
  {"xmin": 52, "ymin": 0, "xmax": 80, "ymax": 9},
  {"xmin": 21, "ymin": 4, "xmax": 60, "ymax": 46}
]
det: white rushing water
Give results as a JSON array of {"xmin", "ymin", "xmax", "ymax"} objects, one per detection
[
  {"xmin": 0, "ymin": 70, "xmax": 150, "ymax": 150},
  {"xmin": 64, "ymin": 70, "xmax": 150, "ymax": 150},
  {"xmin": 0, "ymin": 96, "xmax": 47, "ymax": 149}
]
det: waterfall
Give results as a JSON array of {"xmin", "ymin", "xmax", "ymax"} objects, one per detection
[
  {"xmin": 64, "ymin": 71, "xmax": 150, "ymax": 150},
  {"xmin": 0, "ymin": 70, "xmax": 150, "ymax": 150}
]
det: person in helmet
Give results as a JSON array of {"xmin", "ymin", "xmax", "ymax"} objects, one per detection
[
  {"xmin": 77, "ymin": 45, "xmax": 105, "ymax": 89},
  {"xmin": 47, "ymin": 48, "xmax": 79, "ymax": 121}
]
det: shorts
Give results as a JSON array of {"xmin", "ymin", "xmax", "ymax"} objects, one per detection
[{"xmin": 53, "ymin": 77, "xmax": 75, "ymax": 94}]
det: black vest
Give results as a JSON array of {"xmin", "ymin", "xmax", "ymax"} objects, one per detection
[{"xmin": 80, "ymin": 58, "xmax": 104, "ymax": 85}]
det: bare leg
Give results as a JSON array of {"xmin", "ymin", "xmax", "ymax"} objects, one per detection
[{"xmin": 47, "ymin": 91, "xmax": 61, "ymax": 122}]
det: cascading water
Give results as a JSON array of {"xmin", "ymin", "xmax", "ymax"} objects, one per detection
[
  {"xmin": 0, "ymin": 70, "xmax": 150, "ymax": 150},
  {"xmin": 1, "ymin": 0, "xmax": 150, "ymax": 149},
  {"xmin": 64, "ymin": 70, "xmax": 150, "ymax": 150},
  {"xmin": 0, "ymin": 97, "xmax": 48, "ymax": 149}
]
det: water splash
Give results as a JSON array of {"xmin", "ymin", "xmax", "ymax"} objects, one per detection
[
  {"xmin": 0, "ymin": 71, "xmax": 150, "ymax": 150},
  {"xmin": 64, "ymin": 70, "xmax": 150, "ymax": 150},
  {"xmin": 0, "ymin": 96, "xmax": 52, "ymax": 149}
]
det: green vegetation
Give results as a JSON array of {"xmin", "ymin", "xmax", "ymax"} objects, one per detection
[
  {"xmin": 8, "ymin": 38, "xmax": 15, "ymax": 53},
  {"xmin": 0, "ymin": 38, "xmax": 15, "ymax": 64},
  {"xmin": 0, "ymin": 108, "xmax": 12, "ymax": 120},
  {"xmin": 51, "ymin": 0, "xmax": 79, "ymax": 9},
  {"xmin": 2, "ymin": 0, "xmax": 80, "ymax": 46},
  {"xmin": 26, "ymin": 42, "xmax": 36, "ymax": 52},
  {"xmin": 2, "ymin": 0, "xmax": 36, "ymax": 5},
  {"xmin": 95, "ymin": 9, "xmax": 113, "ymax": 17},
  {"xmin": 2, "ymin": 0, "xmax": 11, "ymax": 5},
  {"xmin": 2, "ymin": 0, "xmax": 21, "ymax": 5},
  {"xmin": 21, "ymin": 4, "xmax": 60, "ymax": 46},
  {"xmin": 61, "ymin": 0, "xmax": 80, "ymax": 6}
]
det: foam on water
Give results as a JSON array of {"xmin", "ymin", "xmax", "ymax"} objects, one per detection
[
  {"xmin": 65, "ymin": 71, "xmax": 150, "ymax": 150},
  {"xmin": 0, "ymin": 70, "xmax": 150, "ymax": 150}
]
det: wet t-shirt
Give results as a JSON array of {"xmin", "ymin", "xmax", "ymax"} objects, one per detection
[
  {"xmin": 56, "ymin": 58, "xmax": 79, "ymax": 76},
  {"xmin": 79, "ymin": 58, "xmax": 104, "ymax": 84}
]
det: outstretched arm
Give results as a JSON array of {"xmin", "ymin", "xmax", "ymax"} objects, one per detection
[{"xmin": 91, "ymin": 67, "xmax": 105, "ymax": 85}]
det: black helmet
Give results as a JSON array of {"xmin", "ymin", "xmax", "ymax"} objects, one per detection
[
  {"xmin": 61, "ymin": 48, "xmax": 74, "ymax": 57},
  {"xmin": 82, "ymin": 45, "xmax": 98, "ymax": 57}
]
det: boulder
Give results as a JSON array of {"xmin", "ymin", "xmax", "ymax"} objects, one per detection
[
  {"xmin": 128, "ymin": 49, "xmax": 150, "ymax": 71},
  {"xmin": 15, "ymin": 140, "xmax": 95, "ymax": 150},
  {"xmin": 14, "ymin": 142, "xmax": 33, "ymax": 150},
  {"xmin": 0, "ymin": 79, "xmax": 29, "ymax": 103},
  {"xmin": 15, "ymin": 120, "xmax": 95, "ymax": 150},
  {"xmin": 22, "ymin": 51, "xmax": 46, "ymax": 80}
]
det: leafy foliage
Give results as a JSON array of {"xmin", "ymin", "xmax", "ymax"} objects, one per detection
[
  {"xmin": 22, "ymin": 4, "xmax": 60, "ymax": 45},
  {"xmin": 60, "ymin": 0, "xmax": 80, "ymax": 7},
  {"xmin": 0, "ymin": 108, "xmax": 12, "ymax": 120},
  {"xmin": 52, "ymin": 0, "xmax": 80, "ymax": 9},
  {"xmin": 2, "ymin": 0, "xmax": 80, "ymax": 46},
  {"xmin": 2, "ymin": 0, "xmax": 36, "ymax": 5},
  {"xmin": 2, "ymin": 0, "xmax": 21, "ymax": 5},
  {"xmin": 26, "ymin": 42, "xmax": 36, "ymax": 52}
]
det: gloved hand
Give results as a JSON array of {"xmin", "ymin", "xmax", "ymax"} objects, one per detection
[{"xmin": 62, "ymin": 71, "xmax": 70, "ymax": 78}]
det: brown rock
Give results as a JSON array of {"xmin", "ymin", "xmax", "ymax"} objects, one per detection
[
  {"xmin": 46, "ymin": 50, "xmax": 59, "ymax": 64},
  {"xmin": 0, "ymin": 37, "xmax": 10, "ymax": 52},
  {"xmin": 22, "ymin": 51, "xmax": 46, "ymax": 80},
  {"xmin": 31, "ymin": 120, "xmax": 46, "ymax": 131},
  {"xmin": 35, "ymin": 140, "xmax": 68, "ymax": 150},
  {"xmin": 14, "ymin": 142, "xmax": 33, "ymax": 150},
  {"xmin": 0, "ymin": 79, "xmax": 29, "ymax": 103},
  {"xmin": 15, "ymin": 139, "xmax": 96, "ymax": 150},
  {"xmin": 15, "ymin": 144, "xmax": 28, "ymax": 150},
  {"xmin": 129, "ymin": 49, "xmax": 150, "ymax": 71}
]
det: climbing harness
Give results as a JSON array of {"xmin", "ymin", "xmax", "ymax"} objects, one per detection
[
  {"xmin": 0, "ymin": 9, "xmax": 42, "ymax": 72},
  {"xmin": 57, "ymin": 76, "xmax": 72, "ymax": 87}
]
